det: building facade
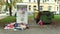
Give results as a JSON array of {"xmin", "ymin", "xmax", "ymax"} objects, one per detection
[
  {"xmin": 13, "ymin": 0, "xmax": 59, "ymax": 15},
  {"xmin": 1, "ymin": 0, "xmax": 59, "ymax": 14},
  {"xmin": 27, "ymin": 0, "xmax": 59, "ymax": 13},
  {"xmin": 57, "ymin": 0, "xmax": 60, "ymax": 14}
]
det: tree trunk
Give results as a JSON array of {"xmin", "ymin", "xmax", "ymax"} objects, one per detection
[
  {"xmin": 37, "ymin": 0, "xmax": 40, "ymax": 12},
  {"xmin": 9, "ymin": 6, "xmax": 12, "ymax": 16}
]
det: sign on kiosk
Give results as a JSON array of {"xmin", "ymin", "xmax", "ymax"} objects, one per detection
[{"xmin": 16, "ymin": 3, "xmax": 28, "ymax": 24}]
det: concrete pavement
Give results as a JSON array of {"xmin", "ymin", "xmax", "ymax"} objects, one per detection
[
  {"xmin": 0, "ymin": 15, "xmax": 60, "ymax": 34},
  {"xmin": 0, "ymin": 14, "xmax": 8, "ymax": 19},
  {"xmin": 0, "ymin": 25, "xmax": 60, "ymax": 34}
]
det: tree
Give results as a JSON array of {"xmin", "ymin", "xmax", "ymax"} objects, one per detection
[
  {"xmin": 12, "ymin": 0, "xmax": 23, "ymax": 8},
  {"xmin": 0, "ymin": 0, "xmax": 5, "ymax": 13},
  {"xmin": 5, "ymin": 0, "xmax": 17, "ymax": 16},
  {"xmin": 12, "ymin": 0, "xmax": 17, "ymax": 8},
  {"xmin": 5, "ymin": 0, "xmax": 12, "ymax": 16}
]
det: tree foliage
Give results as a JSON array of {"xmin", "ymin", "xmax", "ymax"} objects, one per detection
[{"xmin": 0, "ymin": 0, "xmax": 5, "ymax": 10}]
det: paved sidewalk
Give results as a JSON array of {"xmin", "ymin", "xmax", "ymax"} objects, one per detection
[
  {"xmin": 0, "ymin": 25, "xmax": 60, "ymax": 34},
  {"xmin": 0, "ymin": 14, "xmax": 8, "ymax": 19},
  {"xmin": 0, "ymin": 16, "xmax": 60, "ymax": 34}
]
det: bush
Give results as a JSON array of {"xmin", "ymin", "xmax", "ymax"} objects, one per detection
[
  {"xmin": 0, "ymin": 16, "xmax": 16, "ymax": 27},
  {"xmin": 40, "ymin": 11, "xmax": 54, "ymax": 24}
]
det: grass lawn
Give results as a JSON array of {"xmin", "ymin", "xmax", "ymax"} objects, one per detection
[
  {"xmin": 54, "ymin": 15, "xmax": 60, "ymax": 20},
  {"xmin": 28, "ymin": 16, "xmax": 34, "ymax": 18},
  {"xmin": 0, "ymin": 16, "xmax": 16, "ymax": 27},
  {"xmin": 28, "ymin": 15, "xmax": 60, "ymax": 20}
]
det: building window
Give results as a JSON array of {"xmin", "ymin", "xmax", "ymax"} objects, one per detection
[
  {"xmin": 57, "ymin": 7, "xmax": 58, "ymax": 11},
  {"xmin": 34, "ymin": 6, "xmax": 36, "ymax": 7},
  {"xmin": 55, "ymin": 0, "xmax": 56, "ymax": 1},
  {"xmin": 33, "ymin": 6, "xmax": 36, "ymax": 11},
  {"xmin": 39, "ymin": 6, "xmax": 43, "ymax": 10},
  {"xmin": 43, "ymin": 0, "xmax": 49, "ymax": 2},
  {"xmin": 6, "ymin": 0, "xmax": 11, "ymax": 3},
  {"xmin": 34, "ymin": 0, "xmax": 36, "ymax": 2},
  {"xmin": 43, "ymin": 0, "xmax": 45, "ymax": 3},
  {"xmin": 45, "ymin": 0, "xmax": 46, "ymax": 2},
  {"xmin": 29, "ymin": 0, "xmax": 31, "ymax": 2},
  {"xmin": 29, "ymin": 5, "xmax": 31, "ymax": 10},
  {"xmin": 20, "ymin": 0, "xmax": 23, "ymax": 2},
  {"xmin": 48, "ymin": 6, "xmax": 52, "ymax": 10},
  {"xmin": 17, "ymin": 0, "xmax": 23, "ymax": 3}
]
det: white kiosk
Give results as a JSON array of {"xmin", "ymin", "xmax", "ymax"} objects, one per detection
[{"xmin": 16, "ymin": 3, "xmax": 28, "ymax": 24}]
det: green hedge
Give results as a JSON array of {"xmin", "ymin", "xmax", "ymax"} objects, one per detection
[
  {"xmin": 0, "ymin": 16, "xmax": 16, "ymax": 27},
  {"xmin": 40, "ymin": 11, "xmax": 54, "ymax": 23}
]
